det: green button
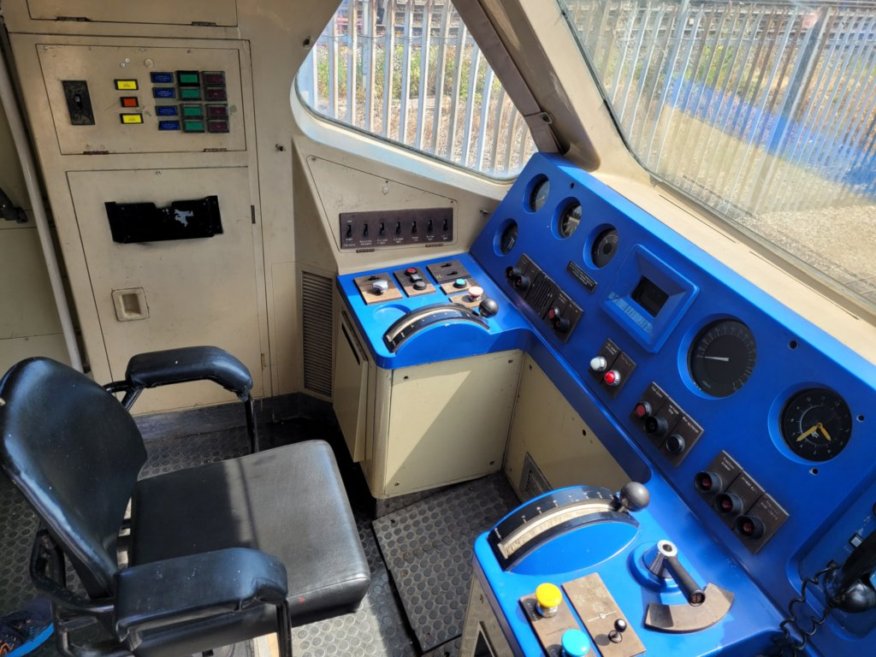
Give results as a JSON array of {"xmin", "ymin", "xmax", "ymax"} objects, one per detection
[
  {"xmin": 177, "ymin": 71, "xmax": 200, "ymax": 86},
  {"xmin": 180, "ymin": 87, "xmax": 202, "ymax": 100},
  {"xmin": 181, "ymin": 104, "xmax": 203, "ymax": 117},
  {"xmin": 183, "ymin": 119, "xmax": 205, "ymax": 133}
]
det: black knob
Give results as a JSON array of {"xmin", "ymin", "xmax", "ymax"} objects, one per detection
[
  {"xmin": 479, "ymin": 298, "xmax": 499, "ymax": 317},
  {"xmin": 716, "ymin": 492, "xmax": 744, "ymax": 516},
  {"xmin": 833, "ymin": 581, "xmax": 876, "ymax": 613},
  {"xmin": 608, "ymin": 618, "xmax": 627, "ymax": 643},
  {"xmin": 735, "ymin": 515, "xmax": 765, "ymax": 539},
  {"xmin": 644, "ymin": 415, "xmax": 669, "ymax": 438},
  {"xmin": 665, "ymin": 433, "xmax": 686, "ymax": 455},
  {"xmin": 515, "ymin": 275, "xmax": 531, "ymax": 291},
  {"xmin": 615, "ymin": 482, "xmax": 650, "ymax": 512},
  {"xmin": 413, "ymin": 280, "xmax": 427, "ymax": 291},
  {"xmin": 694, "ymin": 471, "xmax": 723, "ymax": 494},
  {"xmin": 506, "ymin": 266, "xmax": 523, "ymax": 280},
  {"xmin": 554, "ymin": 315, "xmax": 571, "ymax": 333}
]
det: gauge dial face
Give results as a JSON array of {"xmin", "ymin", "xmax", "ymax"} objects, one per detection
[
  {"xmin": 688, "ymin": 320, "xmax": 756, "ymax": 397},
  {"xmin": 499, "ymin": 221, "xmax": 518, "ymax": 254},
  {"xmin": 558, "ymin": 202, "xmax": 582, "ymax": 238},
  {"xmin": 530, "ymin": 178, "xmax": 550, "ymax": 212},
  {"xmin": 781, "ymin": 388, "xmax": 852, "ymax": 461},
  {"xmin": 591, "ymin": 228, "xmax": 618, "ymax": 267}
]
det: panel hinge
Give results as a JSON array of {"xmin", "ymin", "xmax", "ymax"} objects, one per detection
[{"xmin": 250, "ymin": 205, "xmax": 256, "ymax": 224}]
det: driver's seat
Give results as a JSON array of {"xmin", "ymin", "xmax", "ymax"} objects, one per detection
[{"xmin": 0, "ymin": 354, "xmax": 370, "ymax": 657}]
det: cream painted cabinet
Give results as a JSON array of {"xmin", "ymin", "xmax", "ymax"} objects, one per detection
[
  {"xmin": 333, "ymin": 310, "xmax": 369, "ymax": 463},
  {"xmin": 67, "ymin": 167, "xmax": 264, "ymax": 413},
  {"xmin": 336, "ymin": 345, "xmax": 523, "ymax": 498},
  {"xmin": 504, "ymin": 356, "xmax": 630, "ymax": 500}
]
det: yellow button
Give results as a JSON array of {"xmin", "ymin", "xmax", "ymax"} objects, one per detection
[
  {"xmin": 535, "ymin": 582, "xmax": 562, "ymax": 611},
  {"xmin": 114, "ymin": 79, "xmax": 139, "ymax": 90},
  {"xmin": 120, "ymin": 113, "xmax": 143, "ymax": 124}
]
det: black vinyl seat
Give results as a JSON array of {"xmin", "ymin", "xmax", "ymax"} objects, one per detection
[{"xmin": 0, "ymin": 354, "xmax": 370, "ymax": 657}]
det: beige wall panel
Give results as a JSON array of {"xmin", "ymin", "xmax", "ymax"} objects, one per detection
[
  {"xmin": 332, "ymin": 310, "xmax": 369, "ymax": 463},
  {"xmin": 37, "ymin": 44, "xmax": 245, "ymax": 155},
  {"xmin": 271, "ymin": 261, "xmax": 298, "ymax": 395},
  {"xmin": 0, "ymin": 227, "xmax": 64, "ymax": 340},
  {"xmin": 67, "ymin": 167, "xmax": 264, "ymax": 413},
  {"xmin": 0, "ymin": 104, "xmax": 29, "ymax": 211},
  {"xmin": 0, "ymin": 334, "xmax": 69, "ymax": 373},
  {"xmin": 504, "ymin": 356, "xmax": 629, "ymax": 498},
  {"xmin": 26, "ymin": 0, "xmax": 237, "ymax": 26},
  {"xmin": 372, "ymin": 350, "xmax": 522, "ymax": 497}
]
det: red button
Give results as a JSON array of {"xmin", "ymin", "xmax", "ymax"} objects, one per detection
[
  {"xmin": 205, "ymin": 87, "xmax": 227, "ymax": 101},
  {"xmin": 634, "ymin": 402, "xmax": 649, "ymax": 418},
  {"xmin": 603, "ymin": 370, "xmax": 621, "ymax": 386},
  {"xmin": 120, "ymin": 96, "xmax": 139, "ymax": 108},
  {"xmin": 405, "ymin": 267, "xmax": 417, "ymax": 275}
]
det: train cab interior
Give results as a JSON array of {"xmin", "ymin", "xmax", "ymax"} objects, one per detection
[{"xmin": 0, "ymin": 1, "xmax": 874, "ymax": 657}]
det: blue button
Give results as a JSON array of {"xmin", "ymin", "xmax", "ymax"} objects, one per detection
[
  {"xmin": 156, "ymin": 105, "xmax": 178, "ymax": 116},
  {"xmin": 152, "ymin": 87, "xmax": 176, "ymax": 99},
  {"xmin": 150, "ymin": 72, "xmax": 174, "ymax": 84},
  {"xmin": 158, "ymin": 120, "xmax": 180, "ymax": 131},
  {"xmin": 561, "ymin": 629, "xmax": 591, "ymax": 656}
]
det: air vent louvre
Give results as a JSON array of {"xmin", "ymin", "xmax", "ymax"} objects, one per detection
[{"xmin": 301, "ymin": 271, "xmax": 334, "ymax": 397}]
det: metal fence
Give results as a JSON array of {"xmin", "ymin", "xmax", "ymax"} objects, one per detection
[
  {"xmin": 297, "ymin": 0, "xmax": 537, "ymax": 178},
  {"xmin": 561, "ymin": 0, "xmax": 876, "ymax": 216}
]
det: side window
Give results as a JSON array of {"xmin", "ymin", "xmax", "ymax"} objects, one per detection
[{"xmin": 296, "ymin": 0, "xmax": 537, "ymax": 178}]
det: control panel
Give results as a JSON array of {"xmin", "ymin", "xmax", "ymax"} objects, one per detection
[
  {"xmin": 339, "ymin": 207, "xmax": 453, "ymax": 249},
  {"xmin": 38, "ymin": 44, "xmax": 245, "ymax": 154},
  {"xmin": 506, "ymin": 254, "xmax": 582, "ymax": 342},
  {"xmin": 338, "ymin": 153, "xmax": 876, "ymax": 656},
  {"xmin": 467, "ymin": 154, "xmax": 876, "ymax": 656}
]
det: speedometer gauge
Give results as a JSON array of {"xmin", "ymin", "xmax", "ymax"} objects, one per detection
[
  {"xmin": 529, "ymin": 178, "xmax": 550, "ymax": 212},
  {"xmin": 781, "ymin": 388, "xmax": 852, "ymax": 461},
  {"xmin": 688, "ymin": 320, "xmax": 756, "ymax": 397}
]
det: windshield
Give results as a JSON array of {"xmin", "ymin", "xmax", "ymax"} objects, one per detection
[{"xmin": 559, "ymin": 0, "xmax": 876, "ymax": 312}]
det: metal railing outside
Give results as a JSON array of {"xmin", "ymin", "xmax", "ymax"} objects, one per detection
[
  {"xmin": 561, "ymin": 0, "xmax": 876, "ymax": 217},
  {"xmin": 296, "ymin": 0, "xmax": 537, "ymax": 178}
]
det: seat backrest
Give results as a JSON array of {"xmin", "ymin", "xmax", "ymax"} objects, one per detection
[{"xmin": 0, "ymin": 358, "xmax": 147, "ymax": 597}]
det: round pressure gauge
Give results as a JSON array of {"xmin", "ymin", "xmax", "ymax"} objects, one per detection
[
  {"xmin": 530, "ymin": 178, "xmax": 550, "ymax": 212},
  {"xmin": 558, "ymin": 202, "xmax": 583, "ymax": 238},
  {"xmin": 591, "ymin": 228, "xmax": 619, "ymax": 268},
  {"xmin": 688, "ymin": 320, "xmax": 756, "ymax": 397}
]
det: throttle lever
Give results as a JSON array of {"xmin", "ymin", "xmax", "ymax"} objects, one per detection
[{"xmin": 647, "ymin": 540, "xmax": 705, "ymax": 606}]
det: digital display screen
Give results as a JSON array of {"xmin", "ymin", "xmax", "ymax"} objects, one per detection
[{"xmin": 631, "ymin": 276, "xmax": 669, "ymax": 317}]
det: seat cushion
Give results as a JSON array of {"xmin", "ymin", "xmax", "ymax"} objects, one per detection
[{"xmin": 131, "ymin": 440, "xmax": 369, "ymax": 625}]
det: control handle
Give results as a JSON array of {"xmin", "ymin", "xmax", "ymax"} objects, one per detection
[
  {"xmin": 612, "ymin": 482, "xmax": 650, "ymax": 513},
  {"xmin": 648, "ymin": 540, "xmax": 706, "ymax": 606}
]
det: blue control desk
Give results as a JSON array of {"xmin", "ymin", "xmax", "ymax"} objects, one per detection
[{"xmin": 335, "ymin": 154, "xmax": 876, "ymax": 656}]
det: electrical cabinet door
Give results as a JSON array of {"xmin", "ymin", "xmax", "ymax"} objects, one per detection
[{"xmin": 68, "ymin": 167, "xmax": 264, "ymax": 413}]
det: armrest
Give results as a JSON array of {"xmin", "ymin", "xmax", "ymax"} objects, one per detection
[
  {"xmin": 124, "ymin": 346, "xmax": 253, "ymax": 399},
  {"xmin": 114, "ymin": 548, "xmax": 287, "ymax": 639}
]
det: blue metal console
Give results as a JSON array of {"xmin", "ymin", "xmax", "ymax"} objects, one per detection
[{"xmin": 335, "ymin": 153, "xmax": 876, "ymax": 656}]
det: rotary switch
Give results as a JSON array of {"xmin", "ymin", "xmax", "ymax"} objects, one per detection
[
  {"xmin": 468, "ymin": 286, "xmax": 484, "ymax": 302},
  {"xmin": 547, "ymin": 306, "xmax": 571, "ymax": 333},
  {"xmin": 371, "ymin": 279, "xmax": 389, "ymax": 295}
]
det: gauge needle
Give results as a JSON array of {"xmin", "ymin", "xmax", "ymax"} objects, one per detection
[
  {"xmin": 796, "ymin": 424, "xmax": 821, "ymax": 442},
  {"xmin": 703, "ymin": 356, "xmax": 731, "ymax": 362},
  {"xmin": 818, "ymin": 422, "xmax": 832, "ymax": 442}
]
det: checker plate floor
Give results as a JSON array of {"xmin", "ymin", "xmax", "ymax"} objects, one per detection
[{"xmin": 373, "ymin": 475, "xmax": 518, "ymax": 653}]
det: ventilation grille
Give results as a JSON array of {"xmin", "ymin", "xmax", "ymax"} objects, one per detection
[
  {"xmin": 301, "ymin": 271, "xmax": 334, "ymax": 397},
  {"xmin": 519, "ymin": 452, "xmax": 551, "ymax": 501}
]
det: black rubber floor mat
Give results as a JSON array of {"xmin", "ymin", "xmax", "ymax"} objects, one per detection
[{"xmin": 372, "ymin": 475, "xmax": 518, "ymax": 653}]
